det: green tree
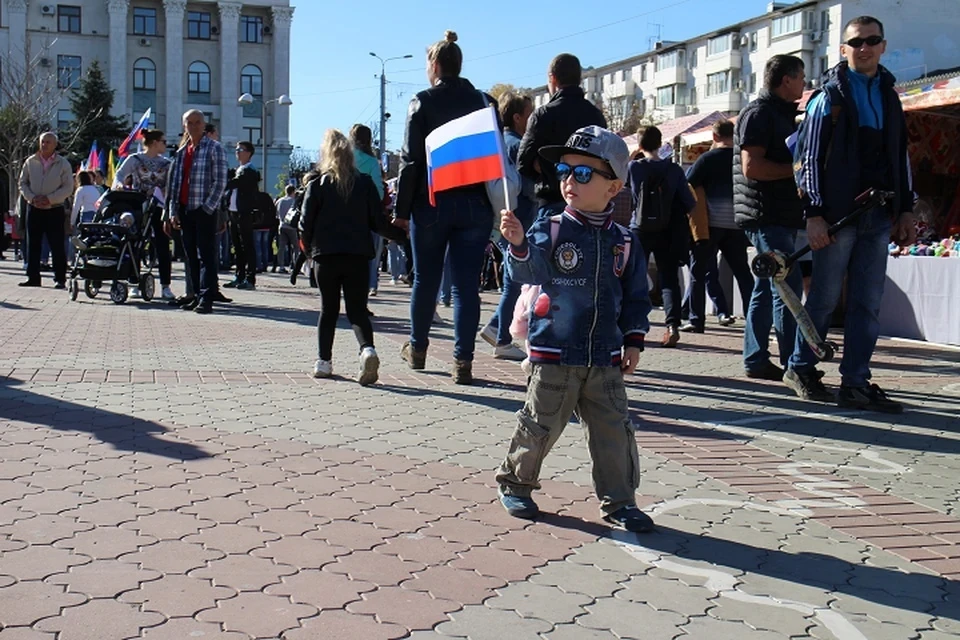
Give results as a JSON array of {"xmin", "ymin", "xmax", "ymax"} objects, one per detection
[
  {"xmin": 488, "ymin": 83, "xmax": 517, "ymax": 101},
  {"xmin": 66, "ymin": 60, "xmax": 129, "ymax": 163}
]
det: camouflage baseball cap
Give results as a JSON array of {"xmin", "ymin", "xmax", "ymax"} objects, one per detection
[{"xmin": 539, "ymin": 125, "xmax": 630, "ymax": 182}]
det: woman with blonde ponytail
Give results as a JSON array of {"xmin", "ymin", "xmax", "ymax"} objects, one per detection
[{"xmin": 298, "ymin": 129, "xmax": 406, "ymax": 385}]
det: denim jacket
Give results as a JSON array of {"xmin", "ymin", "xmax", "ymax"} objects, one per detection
[{"xmin": 507, "ymin": 207, "xmax": 651, "ymax": 367}]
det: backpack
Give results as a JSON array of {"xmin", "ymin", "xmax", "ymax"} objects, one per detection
[
  {"xmin": 635, "ymin": 167, "xmax": 673, "ymax": 233},
  {"xmin": 793, "ymin": 85, "xmax": 843, "ymax": 199},
  {"xmin": 251, "ymin": 191, "xmax": 278, "ymax": 230}
]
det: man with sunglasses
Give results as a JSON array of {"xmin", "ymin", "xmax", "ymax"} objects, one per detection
[
  {"xmin": 224, "ymin": 141, "xmax": 261, "ymax": 291},
  {"xmin": 785, "ymin": 16, "xmax": 916, "ymax": 413}
]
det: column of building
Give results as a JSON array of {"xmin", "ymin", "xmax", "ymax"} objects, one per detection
[
  {"xmin": 7, "ymin": 0, "xmax": 28, "ymax": 61},
  {"xmin": 163, "ymin": 0, "xmax": 186, "ymax": 137},
  {"xmin": 270, "ymin": 6, "xmax": 294, "ymax": 147},
  {"xmin": 107, "ymin": 0, "xmax": 130, "ymax": 120},
  {"xmin": 218, "ymin": 1, "xmax": 242, "ymax": 149}
]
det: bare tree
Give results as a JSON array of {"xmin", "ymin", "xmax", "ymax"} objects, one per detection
[{"xmin": 0, "ymin": 42, "xmax": 98, "ymax": 213}]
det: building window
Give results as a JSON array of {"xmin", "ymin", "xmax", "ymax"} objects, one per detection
[
  {"xmin": 187, "ymin": 11, "xmax": 211, "ymax": 39},
  {"xmin": 656, "ymin": 85, "xmax": 686, "ymax": 106},
  {"xmin": 133, "ymin": 7, "xmax": 157, "ymax": 35},
  {"xmin": 820, "ymin": 9, "xmax": 831, "ymax": 33},
  {"xmin": 57, "ymin": 55, "xmax": 81, "ymax": 89},
  {"xmin": 690, "ymin": 48, "xmax": 698, "ymax": 68},
  {"xmin": 819, "ymin": 56, "xmax": 830, "ymax": 76},
  {"xmin": 188, "ymin": 61, "xmax": 211, "ymax": 99},
  {"xmin": 58, "ymin": 5, "xmax": 81, "ymax": 33},
  {"xmin": 240, "ymin": 64, "xmax": 262, "ymax": 96},
  {"xmin": 133, "ymin": 57, "xmax": 156, "ymax": 90},
  {"xmin": 748, "ymin": 72, "xmax": 757, "ymax": 93},
  {"xmin": 243, "ymin": 126, "xmax": 262, "ymax": 145},
  {"xmin": 707, "ymin": 70, "xmax": 731, "ymax": 96},
  {"xmin": 656, "ymin": 49, "xmax": 684, "ymax": 72},
  {"xmin": 241, "ymin": 15, "xmax": 263, "ymax": 43},
  {"xmin": 57, "ymin": 109, "xmax": 74, "ymax": 132},
  {"xmin": 750, "ymin": 32, "xmax": 758, "ymax": 52},
  {"xmin": 707, "ymin": 35, "xmax": 731, "ymax": 57},
  {"xmin": 689, "ymin": 86, "xmax": 697, "ymax": 105},
  {"xmin": 640, "ymin": 64, "xmax": 647, "ymax": 82},
  {"xmin": 772, "ymin": 12, "xmax": 804, "ymax": 38}
]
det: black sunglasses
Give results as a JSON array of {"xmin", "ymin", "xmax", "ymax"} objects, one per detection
[
  {"xmin": 555, "ymin": 162, "xmax": 616, "ymax": 184},
  {"xmin": 845, "ymin": 35, "xmax": 883, "ymax": 48}
]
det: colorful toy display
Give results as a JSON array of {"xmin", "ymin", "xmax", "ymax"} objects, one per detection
[{"xmin": 889, "ymin": 236, "xmax": 959, "ymax": 257}]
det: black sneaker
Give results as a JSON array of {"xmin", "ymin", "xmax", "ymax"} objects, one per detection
[
  {"xmin": 838, "ymin": 384, "xmax": 903, "ymax": 414},
  {"xmin": 603, "ymin": 505, "xmax": 654, "ymax": 533},
  {"xmin": 783, "ymin": 368, "xmax": 834, "ymax": 402},
  {"xmin": 745, "ymin": 361, "xmax": 784, "ymax": 381}
]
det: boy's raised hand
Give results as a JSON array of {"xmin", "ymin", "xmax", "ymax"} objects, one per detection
[
  {"xmin": 500, "ymin": 210, "xmax": 524, "ymax": 247},
  {"xmin": 621, "ymin": 346, "xmax": 641, "ymax": 375}
]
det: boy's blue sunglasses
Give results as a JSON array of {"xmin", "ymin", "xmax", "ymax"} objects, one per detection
[{"xmin": 555, "ymin": 162, "xmax": 616, "ymax": 184}]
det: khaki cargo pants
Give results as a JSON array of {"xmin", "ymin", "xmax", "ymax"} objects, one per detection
[{"xmin": 495, "ymin": 363, "xmax": 641, "ymax": 515}]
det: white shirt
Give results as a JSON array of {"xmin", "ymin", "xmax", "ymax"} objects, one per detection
[
  {"xmin": 72, "ymin": 184, "xmax": 101, "ymax": 226},
  {"xmin": 229, "ymin": 162, "xmax": 252, "ymax": 212}
]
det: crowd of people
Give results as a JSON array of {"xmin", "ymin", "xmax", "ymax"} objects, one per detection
[{"xmin": 5, "ymin": 15, "xmax": 920, "ymax": 532}]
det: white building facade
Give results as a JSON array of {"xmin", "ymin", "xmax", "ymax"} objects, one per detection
[
  {"xmin": 0, "ymin": 0, "xmax": 293, "ymax": 188},
  {"xmin": 531, "ymin": 0, "xmax": 960, "ymax": 130}
]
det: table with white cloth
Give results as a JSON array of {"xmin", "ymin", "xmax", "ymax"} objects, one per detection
[{"xmin": 878, "ymin": 256, "xmax": 960, "ymax": 346}]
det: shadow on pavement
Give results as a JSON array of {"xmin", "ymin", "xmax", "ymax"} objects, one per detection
[
  {"xmin": 0, "ymin": 377, "xmax": 212, "ymax": 461},
  {"xmin": 616, "ymin": 525, "xmax": 960, "ymax": 620}
]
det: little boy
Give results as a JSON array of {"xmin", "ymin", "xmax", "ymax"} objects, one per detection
[{"xmin": 495, "ymin": 126, "xmax": 654, "ymax": 533}]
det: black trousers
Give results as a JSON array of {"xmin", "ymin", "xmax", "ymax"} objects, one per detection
[
  {"xmin": 230, "ymin": 212, "xmax": 257, "ymax": 284},
  {"xmin": 179, "ymin": 206, "xmax": 218, "ymax": 303},
  {"xmin": 150, "ymin": 206, "xmax": 172, "ymax": 286},
  {"xmin": 26, "ymin": 205, "xmax": 67, "ymax": 284},
  {"xmin": 636, "ymin": 220, "xmax": 688, "ymax": 328},
  {"xmin": 314, "ymin": 255, "xmax": 374, "ymax": 361}
]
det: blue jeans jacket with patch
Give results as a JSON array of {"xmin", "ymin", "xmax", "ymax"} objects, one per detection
[{"xmin": 507, "ymin": 207, "xmax": 651, "ymax": 367}]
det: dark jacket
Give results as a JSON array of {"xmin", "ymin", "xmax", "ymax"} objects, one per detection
[
  {"xmin": 226, "ymin": 164, "xmax": 260, "ymax": 215},
  {"xmin": 733, "ymin": 90, "xmax": 803, "ymax": 229},
  {"xmin": 299, "ymin": 171, "xmax": 405, "ymax": 260},
  {"xmin": 395, "ymin": 76, "xmax": 496, "ymax": 219},
  {"xmin": 517, "ymin": 86, "xmax": 607, "ymax": 207},
  {"xmin": 624, "ymin": 157, "xmax": 696, "ymax": 231},
  {"xmin": 796, "ymin": 62, "xmax": 914, "ymax": 223}
]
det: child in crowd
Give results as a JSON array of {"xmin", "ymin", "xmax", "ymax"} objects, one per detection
[{"xmin": 495, "ymin": 126, "xmax": 655, "ymax": 533}]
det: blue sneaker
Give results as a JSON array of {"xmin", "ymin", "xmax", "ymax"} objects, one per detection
[
  {"xmin": 498, "ymin": 490, "xmax": 539, "ymax": 519},
  {"xmin": 603, "ymin": 505, "xmax": 654, "ymax": 533}
]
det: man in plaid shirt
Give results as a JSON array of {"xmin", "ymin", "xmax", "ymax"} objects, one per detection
[{"xmin": 166, "ymin": 110, "xmax": 228, "ymax": 314}]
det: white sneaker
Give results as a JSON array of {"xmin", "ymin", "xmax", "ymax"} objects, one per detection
[
  {"xmin": 479, "ymin": 323, "xmax": 498, "ymax": 347},
  {"xmin": 358, "ymin": 346, "xmax": 380, "ymax": 386},
  {"xmin": 520, "ymin": 358, "xmax": 533, "ymax": 376},
  {"xmin": 494, "ymin": 343, "xmax": 527, "ymax": 361},
  {"xmin": 390, "ymin": 278, "xmax": 398, "ymax": 286},
  {"xmin": 161, "ymin": 286, "xmax": 175, "ymax": 300},
  {"xmin": 717, "ymin": 313, "xmax": 736, "ymax": 326},
  {"xmin": 312, "ymin": 359, "xmax": 332, "ymax": 378},
  {"xmin": 369, "ymin": 288, "xmax": 377, "ymax": 297}
]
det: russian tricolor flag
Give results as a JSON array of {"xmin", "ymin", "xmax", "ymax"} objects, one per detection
[
  {"xmin": 425, "ymin": 105, "xmax": 504, "ymax": 207},
  {"xmin": 118, "ymin": 108, "xmax": 152, "ymax": 158}
]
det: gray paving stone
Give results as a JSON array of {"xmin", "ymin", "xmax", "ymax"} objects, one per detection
[
  {"xmin": 539, "ymin": 624, "xmax": 617, "ymax": 639},
  {"xmin": 679, "ymin": 615, "xmax": 797, "ymax": 639},
  {"xmin": 529, "ymin": 559, "xmax": 629, "ymax": 598},
  {"xmin": 617, "ymin": 574, "xmax": 715, "ymax": 615},
  {"xmin": 578, "ymin": 597, "xmax": 687, "ymax": 639},
  {"xmin": 486, "ymin": 582, "xmax": 591, "ymax": 623},
  {"xmin": 435, "ymin": 605, "xmax": 552, "ymax": 640}
]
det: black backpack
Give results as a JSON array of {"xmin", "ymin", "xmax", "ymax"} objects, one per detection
[
  {"xmin": 251, "ymin": 191, "xmax": 278, "ymax": 230},
  {"xmin": 636, "ymin": 168, "xmax": 672, "ymax": 233}
]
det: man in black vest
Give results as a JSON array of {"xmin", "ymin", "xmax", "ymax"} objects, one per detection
[
  {"xmin": 733, "ymin": 55, "xmax": 806, "ymax": 381},
  {"xmin": 785, "ymin": 16, "xmax": 915, "ymax": 413},
  {"xmin": 518, "ymin": 53, "xmax": 606, "ymax": 220},
  {"xmin": 225, "ymin": 141, "xmax": 261, "ymax": 290}
]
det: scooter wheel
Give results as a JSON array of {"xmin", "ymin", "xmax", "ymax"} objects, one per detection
[
  {"xmin": 751, "ymin": 252, "xmax": 780, "ymax": 279},
  {"xmin": 818, "ymin": 342, "xmax": 836, "ymax": 362}
]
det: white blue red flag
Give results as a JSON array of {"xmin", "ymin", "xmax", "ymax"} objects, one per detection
[
  {"xmin": 118, "ymin": 108, "xmax": 152, "ymax": 158},
  {"xmin": 425, "ymin": 105, "xmax": 504, "ymax": 207}
]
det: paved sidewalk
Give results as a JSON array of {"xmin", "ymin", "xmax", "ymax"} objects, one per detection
[{"xmin": 1, "ymin": 261, "xmax": 959, "ymax": 639}]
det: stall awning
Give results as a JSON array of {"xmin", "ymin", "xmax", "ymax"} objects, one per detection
[
  {"xmin": 899, "ymin": 75, "xmax": 960, "ymax": 117},
  {"xmin": 621, "ymin": 111, "xmax": 728, "ymax": 152},
  {"xmin": 680, "ymin": 115, "xmax": 740, "ymax": 146}
]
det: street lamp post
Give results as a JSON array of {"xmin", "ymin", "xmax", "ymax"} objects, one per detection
[
  {"xmin": 237, "ymin": 92, "xmax": 293, "ymax": 189},
  {"xmin": 369, "ymin": 52, "xmax": 412, "ymax": 169}
]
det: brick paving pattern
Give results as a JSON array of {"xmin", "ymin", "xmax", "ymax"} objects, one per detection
[{"xmin": 1, "ymin": 261, "xmax": 959, "ymax": 639}]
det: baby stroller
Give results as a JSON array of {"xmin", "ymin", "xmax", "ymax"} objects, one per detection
[{"xmin": 68, "ymin": 190, "xmax": 156, "ymax": 304}]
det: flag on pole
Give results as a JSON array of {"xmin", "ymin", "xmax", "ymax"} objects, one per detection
[
  {"xmin": 86, "ymin": 141, "xmax": 100, "ymax": 171},
  {"xmin": 424, "ymin": 105, "xmax": 505, "ymax": 207},
  {"xmin": 98, "ymin": 150, "xmax": 107, "ymax": 174},
  {"xmin": 118, "ymin": 108, "xmax": 151, "ymax": 158},
  {"xmin": 107, "ymin": 149, "xmax": 117, "ymax": 185}
]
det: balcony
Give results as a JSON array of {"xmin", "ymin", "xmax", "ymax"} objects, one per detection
[
  {"xmin": 703, "ymin": 49, "xmax": 742, "ymax": 74},
  {"xmin": 698, "ymin": 91, "xmax": 744, "ymax": 113},
  {"xmin": 602, "ymin": 78, "xmax": 636, "ymax": 100},
  {"xmin": 654, "ymin": 66, "xmax": 687, "ymax": 87}
]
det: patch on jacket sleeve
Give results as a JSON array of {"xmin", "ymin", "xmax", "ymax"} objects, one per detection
[{"xmin": 554, "ymin": 242, "xmax": 583, "ymax": 274}]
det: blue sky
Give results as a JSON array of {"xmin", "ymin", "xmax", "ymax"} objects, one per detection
[{"xmin": 287, "ymin": 0, "xmax": 771, "ymax": 153}]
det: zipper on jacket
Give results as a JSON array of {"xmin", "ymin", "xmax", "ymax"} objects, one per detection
[
  {"xmin": 866, "ymin": 77, "xmax": 881, "ymax": 129},
  {"xmin": 587, "ymin": 227, "xmax": 601, "ymax": 367}
]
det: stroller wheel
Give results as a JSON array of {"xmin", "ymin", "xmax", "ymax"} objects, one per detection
[
  {"xmin": 84, "ymin": 280, "xmax": 99, "ymax": 299},
  {"xmin": 110, "ymin": 281, "xmax": 128, "ymax": 304},
  {"xmin": 68, "ymin": 279, "xmax": 79, "ymax": 301},
  {"xmin": 140, "ymin": 273, "xmax": 155, "ymax": 302}
]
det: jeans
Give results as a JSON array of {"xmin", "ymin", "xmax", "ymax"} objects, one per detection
[
  {"xmin": 743, "ymin": 225, "xmax": 801, "ymax": 371},
  {"xmin": 387, "ymin": 241, "xmax": 406, "ymax": 279},
  {"xmin": 409, "ymin": 189, "xmax": 493, "ymax": 361},
  {"xmin": 230, "ymin": 213, "xmax": 257, "ymax": 283},
  {"xmin": 488, "ymin": 198, "xmax": 536, "ymax": 345},
  {"xmin": 150, "ymin": 206, "xmax": 172, "ymax": 286},
  {"xmin": 26, "ymin": 206, "xmax": 67, "ymax": 284},
  {"xmin": 368, "ymin": 233, "xmax": 384, "ymax": 291},
  {"xmin": 788, "ymin": 207, "xmax": 892, "ymax": 386},
  {"xmin": 438, "ymin": 251, "xmax": 452, "ymax": 304},
  {"xmin": 179, "ymin": 206, "xmax": 219, "ymax": 304},
  {"xmin": 314, "ymin": 255, "xmax": 374, "ymax": 361},
  {"xmin": 218, "ymin": 230, "xmax": 232, "ymax": 270},
  {"xmin": 496, "ymin": 363, "xmax": 640, "ymax": 516},
  {"xmin": 254, "ymin": 229, "xmax": 270, "ymax": 271},
  {"xmin": 277, "ymin": 225, "xmax": 298, "ymax": 269},
  {"xmin": 688, "ymin": 227, "xmax": 754, "ymax": 326}
]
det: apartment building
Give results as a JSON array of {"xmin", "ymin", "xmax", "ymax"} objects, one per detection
[
  {"xmin": 532, "ymin": 0, "xmax": 959, "ymax": 130},
  {"xmin": 0, "ymin": 0, "xmax": 293, "ymax": 187}
]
